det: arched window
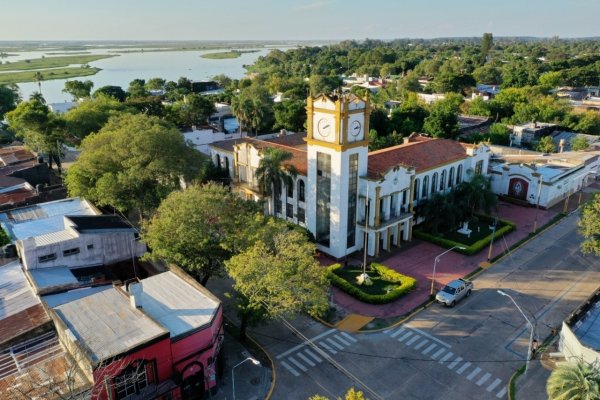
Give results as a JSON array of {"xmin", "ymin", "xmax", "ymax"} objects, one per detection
[
  {"xmin": 215, "ymin": 154, "xmax": 221, "ymax": 168},
  {"xmin": 440, "ymin": 170, "xmax": 446, "ymax": 191},
  {"xmin": 422, "ymin": 176, "xmax": 429, "ymax": 198},
  {"xmin": 225, "ymin": 157, "xmax": 230, "ymax": 174},
  {"xmin": 449, "ymin": 167, "xmax": 455, "ymax": 187},
  {"xmin": 298, "ymin": 180, "xmax": 305, "ymax": 202},
  {"xmin": 431, "ymin": 173, "xmax": 438, "ymax": 194},
  {"xmin": 114, "ymin": 360, "xmax": 152, "ymax": 400},
  {"xmin": 287, "ymin": 180, "xmax": 293, "ymax": 198},
  {"xmin": 414, "ymin": 178, "xmax": 420, "ymax": 200},
  {"xmin": 457, "ymin": 165, "xmax": 463, "ymax": 184}
]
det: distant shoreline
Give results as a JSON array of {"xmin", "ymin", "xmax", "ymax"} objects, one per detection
[{"xmin": 201, "ymin": 50, "xmax": 260, "ymax": 59}]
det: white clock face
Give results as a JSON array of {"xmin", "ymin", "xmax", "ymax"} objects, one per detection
[
  {"xmin": 351, "ymin": 120, "xmax": 362, "ymax": 136},
  {"xmin": 317, "ymin": 118, "xmax": 332, "ymax": 137}
]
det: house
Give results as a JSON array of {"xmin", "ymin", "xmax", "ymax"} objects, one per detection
[
  {"xmin": 184, "ymin": 128, "xmax": 244, "ymax": 156},
  {"xmin": 210, "ymin": 93, "xmax": 491, "ymax": 259},
  {"xmin": 559, "ymin": 288, "xmax": 600, "ymax": 365},
  {"xmin": 510, "ymin": 121, "xmax": 558, "ymax": 147},
  {"xmin": 417, "ymin": 93, "xmax": 446, "ymax": 105},
  {"xmin": 471, "ymin": 84, "xmax": 500, "ymax": 101}
]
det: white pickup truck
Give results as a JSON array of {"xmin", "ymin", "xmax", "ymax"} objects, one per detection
[{"xmin": 435, "ymin": 278, "xmax": 473, "ymax": 307}]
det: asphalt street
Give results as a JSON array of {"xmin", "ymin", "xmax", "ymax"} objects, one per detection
[{"xmin": 251, "ymin": 211, "xmax": 600, "ymax": 400}]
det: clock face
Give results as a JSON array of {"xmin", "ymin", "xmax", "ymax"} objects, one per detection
[
  {"xmin": 351, "ymin": 120, "xmax": 362, "ymax": 136},
  {"xmin": 317, "ymin": 118, "xmax": 332, "ymax": 137}
]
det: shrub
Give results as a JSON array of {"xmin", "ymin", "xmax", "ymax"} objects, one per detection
[{"xmin": 327, "ymin": 263, "xmax": 417, "ymax": 304}]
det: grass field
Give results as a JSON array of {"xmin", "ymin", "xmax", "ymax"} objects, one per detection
[
  {"xmin": 333, "ymin": 267, "xmax": 400, "ymax": 295},
  {"xmin": 201, "ymin": 50, "xmax": 259, "ymax": 59},
  {"xmin": 0, "ymin": 54, "xmax": 114, "ymax": 72},
  {"xmin": 0, "ymin": 67, "xmax": 101, "ymax": 84}
]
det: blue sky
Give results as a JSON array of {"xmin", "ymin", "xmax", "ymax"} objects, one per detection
[{"xmin": 2, "ymin": 0, "xmax": 599, "ymax": 41}]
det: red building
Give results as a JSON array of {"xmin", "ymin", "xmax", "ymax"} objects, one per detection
[{"xmin": 50, "ymin": 269, "xmax": 223, "ymax": 400}]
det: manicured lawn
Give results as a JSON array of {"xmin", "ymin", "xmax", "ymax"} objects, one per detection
[
  {"xmin": 0, "ymin": 67, "xmax": 101, "ymax": 84},
  {"xmin": 440, "ymin": 219, "xmax": 505, "ymax": 245},
  {"xmin": 0, "ymin": 54, "xmax": 114, "ymax": 72},
  {"xmin": 333, "ymin": 267, "xmax": 400, "ymax": 295}
]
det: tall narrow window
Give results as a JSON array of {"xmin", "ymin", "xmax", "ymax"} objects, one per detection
[
  {"xmin": 216, "ymin": 154, "xmax": 221, "ymax": 168},
  {"xmin": 440, "ymin": 170, "xmax": 446, "ymax": 191},
  {"xmin": 225, "ymin": 157, "xmax": 230, "ymax": 174},
  {"xmin": 432, "ymin": 173, "xmax": 438, "ymax": 194},
  {"xmin": 414, "ymin": 178, "xmax": 420, "ymax": 201},
  {"xmin": 298, "ymin": 180, "xmax": 305, "ymax": 202},
  {"xmin": 347, "ymin": 154, "xmax": 359, "ymax": 248},
  {"xmin": 287, "ymin": 181, "xmax": 293, "ymax": 198},
  {"xmin": 475, "ymin": 160, "xmax": 484, "ymax": 175},
  {"xmin": 449, "ymin": 167, "xmax": 455, "ymax": 188},
  {"xmin": 457, "ymin": 165, "xmax": 463, "ymax": 184},
  {"xmin": 316, "ymin": 152, "xmax": 331, "ymax": 247},
  {"xmin": 422, "ymin": 176, "xmax": 429, "ymax": 198}
]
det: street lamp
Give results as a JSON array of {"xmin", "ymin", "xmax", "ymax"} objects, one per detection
[
  {"xmin": 232, "ymin": 357, "xmax": 260, "ymax": 400},
  {"xmin": 497, "ymin": 290, "xmax": 534, "ymax": 374},
  {"xmin": 430, "ymin": 245, "xmax": 466, "ymax": 296}
]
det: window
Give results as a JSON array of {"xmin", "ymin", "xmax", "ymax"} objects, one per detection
[
  {"xmin": 38, "ymin": 253, "xmax": 57, "ymax": 263},
  {"xmin": 422, "ymin": 176, "xmax": 429, "ymax": 198},
  {"xmin": 457, "ymin": 165, "xmax": 463, "ymax": 184},
  {"xmin": 449, "ymin": 167, "xmax": 455, "ymax": 188},
  {"xmin": 297, "ymin": 207, "xmax": 305, "ymax": 223},
  {"xmin": 440, "ymin": 170, "xmax": 446, "ymax": 191},
  {"xmin": 347, "ymin": 153, "xmax": 359, "ymax": 248},
  {"xmin": 275, "ymin": 199, "xmax": 282, "ymax": 214},
  {"xmin": 316, "ymin": 152, "xmax": 331, "ymax": 246},
  {"xmin": 114, "ymin": 361, "xmax": 152, "ymax": 400},
  {"xmin": 216, "ymin": 154, "xmax": 221, "ymax": 168},
  {"xmin": 475, "ymin": 160, "xmax": 484, "ymax": 175},
  {"xmin": 286, "ymin": 203, "xmax": 294, "ymax": 219},
  {"xmin": 431, "ymin": 173, "xmax": 438, "ymax": 194},
  {"xmin": 298, "ymin": 180, "xmax": 305, "ymax": 202},
  {"xmin": 63, "ymin": 248, "xmax": 80, "ymax": 257},
  {"xmin": 225, "ymin": 157, "xmax": 229, "ymax": 174},
  {"xmin": 287, "ymin": 182, "xmax": 293, "ymax": 198},
  {"xmin": 87, "ymin": 244, "xmax": 94, "ymax": 250},
  {"xmin": 414, "ymin": 178, "xmax": 420, "ymax": 200}
]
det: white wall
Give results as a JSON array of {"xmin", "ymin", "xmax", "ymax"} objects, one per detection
[{"xmin": 185, "ymin": 129, "xmax": 243, "ymax": 155}]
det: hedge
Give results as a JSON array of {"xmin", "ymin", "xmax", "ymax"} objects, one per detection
[
  {"xmin": 415, "ymin": 215, "xmax": 516, "ymax": 256},
  {"xmin": 327, "ymin": 263, "xmax": 417, "ymax": 304}
]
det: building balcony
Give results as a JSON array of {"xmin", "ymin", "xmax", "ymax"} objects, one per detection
[{"xmin": 357, "ymin": 211, "xmax": 413, "ymax": 231}]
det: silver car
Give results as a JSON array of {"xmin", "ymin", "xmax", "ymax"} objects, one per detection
[{"xmin": 436, "ymin": 278, "xmax": 473, "ymax": 307}]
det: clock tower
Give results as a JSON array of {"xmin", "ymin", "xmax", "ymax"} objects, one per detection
[{"xmin": 305, "ymin": 93, "xmax": 370, "ymax": 259}]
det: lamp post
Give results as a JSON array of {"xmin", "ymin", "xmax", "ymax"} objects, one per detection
[
  {"xmin": 232, "ymin": 357, "xmax": 260, "ymax": 400},
  {"xmin": 430, "ymin": 245, "xmax": 466, "ymax": 296},
  {"xmin": 497, "ymin": 290, "xmax": 534, "ymax": 374}
]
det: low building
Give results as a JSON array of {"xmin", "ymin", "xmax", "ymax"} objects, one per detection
[
  {"xmin": 559, "ymin": 288, "xmax": 600, "ymax": 364},
  {"xmin": 551, "ymin": 131, "xmax": 600, "ymax": 152},
  {"xmin": 510, "ymin": 121, "xmax": 558, "ymax": 147},
  {"xmin": 417, "ymin": 93, "xmax": 446, "ymax": 105},
  {"xmin": 184, "ymin": 128, "xmax": 244, "ymax": 156},
  {"xmin": 472, "ymin": 84, "xmax": 500, "ymax": 101}
]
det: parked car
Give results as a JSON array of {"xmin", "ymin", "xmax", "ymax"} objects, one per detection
[{"xmin": 436, "ymin": 278, "xmax": 473, "ymax": 307}]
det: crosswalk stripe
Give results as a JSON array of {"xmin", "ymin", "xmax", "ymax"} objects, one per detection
[
  {"xmin": 414, "ymin": 339, "xmax": 429, "ymax": 350},
  {"xmin": 319, "ymin": 341, "xmax": 337, "ymax": 355},
  {"xmin": 431, "ymin": 348, "xmax": 446, "ymax": 360},
  {"xmin": 288, "ymin": 356, "xmax": 308, "ymax": 372},
  {"xmin": 390, "ymin": 328, "xmax": 405, "ymax": 338},
  {"xmin": 477, "ymin": 372, "xmax": 491, "ymax": 386},
  {"xmin": 398, "ymin": 331, "xmax": 413, "ymax": 342},
  {"xmin": 276, "ymin": 329, "xmax": 336, "ymax": 359},
  {"xmin": 447, "ymin": 356, "xmax": 462, "ymax": 370},
  {"xmin": 281, "ymin": 361, "xmax": 300, "ymax": 377},
  {"xmin": 333, "ymin": 335, "xmax": 351, "ymax": 346},
  {"xmin": 456, "ymin": 361, "xmax": 471, "ymax": 375},
  {"xmin": 487, "ymin": 378, "xmax": 502, "ymax": 392},
  {"xmin": 296, "ymin": 352, "xmax": 315, "ymax": 367},
  {"xmin": 406, "ymin": 335, "xmax": 421, "ymax": 346},
  {"xmin": 467, "ymin": 367, "xmax": 482, "ymax": 381},
  {"xmin": 304, "ymin": 349, "xmax": 322, "ymax": 363},
  {"xmin": 439, "ymin": 351, "xmax": 454, "ymax": 364},
  {"xmin": 326, "ymin": 338, "xmax": 344, "ymax": 350},
  {"xmin": 422, "ymin": 343, "xmax": 437, "ymax": 355},
  {"xmin": 496, "ymin": 387, "xmax": 507, "ymax": 398},
  {"xmin": 340, "ymin": 332, "xmax": 358, "ymax": 343}
]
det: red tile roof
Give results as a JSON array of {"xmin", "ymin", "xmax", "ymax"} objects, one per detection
[
  {"xmin": 367, "ymin": 137, "xmax": 468, "ymax": 179},
  {"xmin": 264, "ymin": 132, "xmax": 307, "ymax": 148}
]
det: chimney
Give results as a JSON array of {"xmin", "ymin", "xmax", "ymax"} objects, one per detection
[
  {"xmin": 129, "ymin": 282, "xmax": 143, "ymax": 309},
  {"xmin": 279, "ymin": 129, "xmax": 287, "ymax": 137}
]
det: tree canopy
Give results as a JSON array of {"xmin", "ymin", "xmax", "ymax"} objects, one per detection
[
  {"xmin": 63, "ymin": 95, "xmax": 134, "ymax": 139},
  {"xmin": 579, "ymin": 193, "xmax": 600, "ymax": 256},
  {"xmin": 547, "ymin": 361, "xmax": 600, "ymax": 400},
  {"xmin": 0, "ymin": 84, "xmax": 20, "ymax": 118},
  {"xmin": 63, "ymin": 80, "xmax": 94, "ymax": 100}
]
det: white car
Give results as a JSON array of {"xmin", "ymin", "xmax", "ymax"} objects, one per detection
[{"xmin": 436, "ymin": 279, "xmax": 473, "ymax": 307}]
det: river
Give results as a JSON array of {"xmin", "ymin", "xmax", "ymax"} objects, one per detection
[{"xmin": 8, "ymin": 47, "xmax": 281, "ymax": 104}]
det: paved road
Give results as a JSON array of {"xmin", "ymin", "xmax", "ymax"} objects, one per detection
[{"xmin": 252, "ymin": 211, "xmax": 600, "ymax": 400}]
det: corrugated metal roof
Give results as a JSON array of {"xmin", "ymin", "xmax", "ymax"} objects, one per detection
[
  {"xmin": 32, "ymin": 229, "xmax": 77, "ymax": 247},
  {"xmin": 0, "ymin": 260, "xmax": 41, "ymax": 320},
  {"xmin": 137, "ymin": 272, "xmax": 220, "ymax": 338},
  {"xmin": 42, "ymin": 285, "xmax": 112, "ymax": 308},
  {"xmin": 54, "ymin": 288, "xmax": 168, "ymax": 363}
]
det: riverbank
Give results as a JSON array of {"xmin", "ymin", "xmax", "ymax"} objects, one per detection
[
  {"xmin": 0, "ymin": 67, "xmax": 101, "ymax": 84},
  {"xmin": 201, "ymin": 50, "xmax": 260, "ymax": 59},
  {"xmin": 0, "ymin": 54, "xmax": 114, "ymax": 72}
]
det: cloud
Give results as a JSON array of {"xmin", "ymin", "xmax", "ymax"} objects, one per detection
[{"xmin": 297, "ymin": 1, "xmax": 332, "ymax": 10}]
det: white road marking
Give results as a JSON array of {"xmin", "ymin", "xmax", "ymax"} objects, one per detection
[
  {"xmin": 496, "ymin": 387, "xmax": 507, "ymax": 398},
  {"xmin": 288, "ymin": 356, "xmax": 308, "ymax": 372},
  {"xmin": 390, "ymin": 328, "xmax": 405, "ymax": 338},
  {"xmin": 304, "ymin": 349, "xmax": 322, "ymax": 363},
  {"xmin": 319, "ymin": 341, "xmax": 337, "ymax": 355},
  {"xmin": 422, "ymin": 343, "xmax": 437, "ymax": 355},
  {"xmin": 276, "ymin": 329, "xmax": 336, "ymax": 359},
  {"xmin": 398, "ymin": 331, "xmax": 413, "ymax": 342},
  {"xmin": 281, "ymin": 361, "xmax": 300, "ymax": 377},
  {"xmin": 404, "ymin": 324, "xmax": 452, "ymax": 348},
  {"xmin": 340, "ymin": 332, "xmax": 358, "ymax": 343},
  {"xmin": 332, "ymin": 335, "xmax": 351, "ymax": 346},
  {"xmin": 431, "ymin": 348, "xmax": 446, "ymax": 360},
  {"xmin": 326, "ymin": 338, "xmax": 344, "ymax": 350},
  {"xmin": 438, "ymin": 352, "xmax": 454, "ymax": 364},
  {"xmin": 476, "ymin": 372, "xmax": 491, "ymax": 386},
  {"xmin": 487, "ymin": 378, "xmax": 502, "ymax": 392},
  {"xmin": 414, "ymin": 339, "xmax": 429, "ymax": 350},
  {"xmin": 467, "ymin": 367, "xmax": 482, "ymax": 381},
  {"xmin": 447, "ymin": 356, "xmax": 462, "ymax": 370},
  {"xmin": 296, "ymin": 352, "xmax": 315, "ymax": 367},
  {"xmin": 456, "ymin": 362, "xmax": 472, "ymax": 375},
  {"xmin": 406, "ymin": 335, "xmax": 421, "ymax": 346}
]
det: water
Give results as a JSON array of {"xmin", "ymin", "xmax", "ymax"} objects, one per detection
[{"xmin": 8, "ymin": 48, "xmax": 279, "ymax": 103}]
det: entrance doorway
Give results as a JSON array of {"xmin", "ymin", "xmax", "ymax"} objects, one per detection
[{"xmin": 181, "ymin": 363, "xmax": 205, "ymax": 400}]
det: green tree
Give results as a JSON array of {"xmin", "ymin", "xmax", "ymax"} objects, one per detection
[
  {"xmin": 389, "ymin": 93, "xmax": 429, "ymax": 135},
  {"xmin": 423, "ymin": 95, "xmax": 462, "ymax": 139},
  {"xmin": 310, "ymin": 388, "xmax": 368, "ymax": 400},
  {"xmin": 473, "ymin": 64, "xmax": 502, "ymax": 85},
  {"xmin": 579, "ymin": 193, "xmax": 600, "ymax": 256},
  {"xmin": 574, "ymin": 112, "xmax": 600, "ymax": 135},
  {"xmin": 0, "ymin": 84, "xmax": 20, "ymax": 118},
  {"xmin": 547, "ymin": 361, "xmax": 600, "ymax": 400},
  {"xmin": 538, "ymin": 71, "xmax": 563, "ymax": 89},
  {"xmin": 33, "ymin": 71, "xmax": 44, "ymax": 95},
  {"xmin": 486, "ymin": 123, "xmax": 511, "ymax": 145},
  {"xmin": 145, "ymin": 77, "xmax": 166, "ymax": 91},
  {"xmin": 256, "ymin": 147, "xmax": 297, "ymax": 214},
  {"xmin": 571, "ymin": 136, "xmax": 590, "ymax": 151},
  {"xmin": 143, "ymin": 183, "xmax": 257, "ymax": 285},
  {"xmin": 63, "ymin": 95, "xmax": 133, "ymax": 139},
  {"xmin": 127, "ymin": 79, "xmax": 148, "ymax": 98},
  {"xmin": 231, "ymin": 85, "xmax": 274, "ymax": 134},
  {"xmin": 5, "ymin": 99, "xmax": 65, "ymax": 171},
  {"xmin": 225, "ymin": 220, "xmax": 329, "ymax": 338},
  {"xmin": 480, "ymin": 33, "xmax": 494, "ymax": 64},
  {"xmin": 65, "ymin": 113, "xmax": 202, "ymax": 218},
  {"xmin": 63, "ymin": 80, "xmax": 94, "ymax": 100},
  {"xmin": 455, "ymin": 173, "xmax": 497, "ymax": 219},
  {"xmin": 273, "ymin": 99, "xmax": 306, "ymax": 132},
  {"xmin": 309, "ymin": 75, "xmax": 343, "ymax": 95},
  {"xmin": 93, "ymin": 85, "xmax": 127, "ymax": 102},
  {"xmin": 537, "ymin": 136, "xmax": 557, "ymax": 153}
]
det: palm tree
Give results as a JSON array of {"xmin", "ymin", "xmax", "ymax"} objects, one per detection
[
  {"xmin": 455, "ymin": 172, "xmax": 497, "ymax": 220},
  {"xmin": 33, "ymin": 71, "xmax": 44, "ymax": 95},
  {"xmin": 547, "ymin": 361, "xmax": 600, "ymax": 400},
  {"xmin": 255, "ymin": 147, "xmax": 297, "ymax": 215}
]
